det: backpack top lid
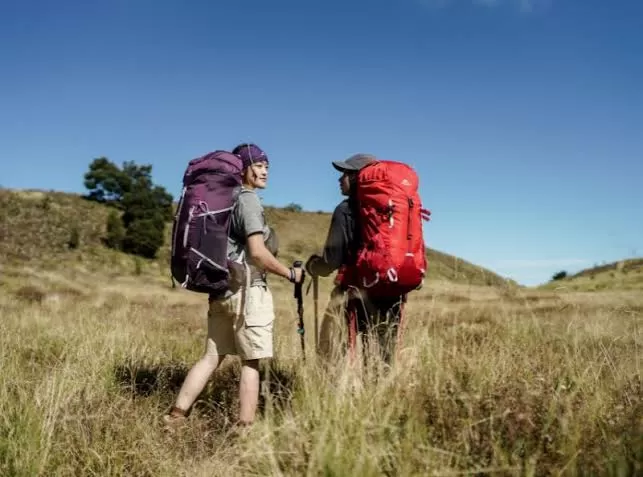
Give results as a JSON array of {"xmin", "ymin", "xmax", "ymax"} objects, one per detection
[{"xmin": 183, "ymin": 150, "xmax": 244, "ymax": 185}]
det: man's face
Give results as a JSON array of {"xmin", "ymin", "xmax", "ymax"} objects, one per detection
[
  {"xmin": 244, "ymin": 161, "xmax": 269, "ymax": 189},
  {"xmin": 339, "ymin": 171, "xmax": 352, "ymax": 196}
]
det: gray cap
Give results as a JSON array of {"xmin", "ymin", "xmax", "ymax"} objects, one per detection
[{"xmin": 332, "ymin": 153, "xmax": 377, "ymax": 173}]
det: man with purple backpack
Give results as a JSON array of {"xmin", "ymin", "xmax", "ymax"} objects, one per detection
[{"xmin": 164, "ymin": 143, "xmax": 304, "ymax": 429}]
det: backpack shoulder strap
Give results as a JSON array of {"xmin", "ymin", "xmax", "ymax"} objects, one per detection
[
  {"xmin": 228, "ymin": 187, "xmax": 258, "ymax": 247},
  {"xmin": 231, "ymin": 187, "xmax": 256, "ymax": 217}
]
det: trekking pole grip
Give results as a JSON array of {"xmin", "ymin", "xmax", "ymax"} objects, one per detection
[
  {"xmin": 293, "ymin": 260, "xmax": 303, "ymax": 281},
  {"xmin": 292, "ymin": 260, "xmax": 304, "ymax": 296}
]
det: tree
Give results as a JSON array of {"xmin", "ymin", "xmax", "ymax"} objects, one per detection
[
  {"xmin": 83, "ymin": 158, "xmax": 157, "ymax": 207},
  {"xmin": 122, "ymin": 161, "xmax": 153, "ymax": 189},
  {"xmin": 120, "ymin": 182, "xmax": 172, "ymax": 258},
  {"xmin": 121, "ymin": 184, "xmax": 173, "ymax": 228},
  {"xmin": 83, "ymin": 157, "xmax": 131, "ymax": 205},
  {"xmin": 83, "ymin": 157, "xmax": 173, "ymax": 259}
]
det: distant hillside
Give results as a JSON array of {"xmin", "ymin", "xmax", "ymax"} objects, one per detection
[
  {"xmin": 540, "ymin": 258, "xmax": 643, "ymax": 291},
  {"xmin": 0, "ymin": 188, "xmax": 515, "ymax": 288}
]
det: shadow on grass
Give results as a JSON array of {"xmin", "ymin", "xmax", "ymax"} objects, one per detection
[
  {"xmin": 114, "ymin": 360, "xmax": 189, "ymax": 398},
  {"xmin": 257, "ymin": 359, "xmax": 299, "ymax": 417},
  {"xmin": 113, "ymin": 357, "xmax": 298, "ymax": 423}
]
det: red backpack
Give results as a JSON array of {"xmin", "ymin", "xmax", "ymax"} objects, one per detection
[{"xmin": 351, "ymin": 160, "xmax": 431, "ymax": 298}]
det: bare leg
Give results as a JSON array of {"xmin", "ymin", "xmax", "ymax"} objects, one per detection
[
  {"xmin": 238, "ymin": 359, "xmax": 260, "ymax": 424},
  {"xmin": 173, "ymin": 339, "xmax": 224, "ymax": 414}
]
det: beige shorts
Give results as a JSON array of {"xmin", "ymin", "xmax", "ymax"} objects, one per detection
[{"xmin": 206, "ymin": 285, "xmax": 275, "ymax": 360}]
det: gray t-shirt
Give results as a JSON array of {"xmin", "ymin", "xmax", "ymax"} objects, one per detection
[{"xmin": 228, "ymin": 188, "xmax": 271, "ymax": 287}]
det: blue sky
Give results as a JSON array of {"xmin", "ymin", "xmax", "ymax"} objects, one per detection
[{"xmin": 1, "ymin": 0, "xmax": 641, "ymax": 286}]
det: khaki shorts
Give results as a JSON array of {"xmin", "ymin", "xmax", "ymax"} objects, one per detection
[{"xmin": 206, "ymin": 285, "xmax": 275, "ymax": 360}]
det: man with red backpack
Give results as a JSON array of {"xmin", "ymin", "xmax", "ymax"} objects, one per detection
[{"xmin": 305, "ymin": 153, "xmax": 429, "ymax": 366}]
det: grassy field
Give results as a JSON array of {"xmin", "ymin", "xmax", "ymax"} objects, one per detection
[
  {"xmin": 1, "ymin": 262, "xmax": 640, "ymax": 476},
  {"xmin": 0, "ymin": 188, "xmax": 641, "ymax": 475}
]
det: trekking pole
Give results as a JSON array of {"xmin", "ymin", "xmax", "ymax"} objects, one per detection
[
  {"xmin": 293, "ymin": 260, "xmax": 306, "ymax": 361},
  {"xmin": 313, "ymin": 275, "xmax": 319, "ymax": 353},
  {"xmin": 305, "ymin": 273, "xmax": 320, "ymax": 355}
]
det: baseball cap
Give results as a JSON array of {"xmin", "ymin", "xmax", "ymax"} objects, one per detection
[
  {"xmin": 331, "ymin": 153, "xmax": 377, "ymax": 173},
  {"xmin": 232, "ymin": 143, "xmax": 269, "ymax": 169}
]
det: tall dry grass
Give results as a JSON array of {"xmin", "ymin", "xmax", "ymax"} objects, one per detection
[{"xmin": 0, "ymin": 270, "xmax": 640, "ymax": 476}]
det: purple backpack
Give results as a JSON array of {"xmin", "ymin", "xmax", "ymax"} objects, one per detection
[{"xmin": 170, "ymin": 150, "xmax": 244, "ymax": 294}]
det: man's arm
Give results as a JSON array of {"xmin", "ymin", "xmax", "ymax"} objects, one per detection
[
  {"xmin": 237, "ymin": 191, "xmax": 302, "ymax": 282},
  {"xmin": 247, "ymin": 232, "xmax": 293, "ymax": 280},
  {"xmin": 307, "ymin": 202, "xmax": 352, "ymax": 277}
]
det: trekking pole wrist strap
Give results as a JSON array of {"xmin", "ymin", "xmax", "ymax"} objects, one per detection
[{"xmin": 288, "ymin": 267, "xmax": 296, "ymax": 283}]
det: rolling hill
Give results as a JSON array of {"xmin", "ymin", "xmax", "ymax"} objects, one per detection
[
  {"xmin": 540, "ymin": 257, "xmax": 643, "ymax": 291},
  {"xmin": 0, "ymin": 188, "xmax": 516, "ymax": 288}
]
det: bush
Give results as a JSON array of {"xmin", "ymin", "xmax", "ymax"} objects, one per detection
[
  {"xmin": 41, "ymin": 195, "xmax": 52, "ymax": 210},
  {"xmin": 551, "ymin": 270, "xmax": 567, "ymax": 281},
  {"xmin": 134, "ymin": 257, "xmax": 143, "ymax": 276},
  {"xmin": 105, "ymin": 210, "xmax": 125, "ymax": 250},
  {"xmin": 67, "ymin": 226, "xmax": 80, "ymax": 250},
  {"xmin": 284, "ymin": 202, "xmax": 303, "ymax": 212},
  {"xmin": 122, "ymin": 218, "xmax": 165, "ymax": 259}
]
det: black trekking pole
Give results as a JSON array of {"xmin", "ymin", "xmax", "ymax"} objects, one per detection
[
  {"xmin": 293, "ymin": 260, "xmax": 306, "ymax": 361},
  {"xmin": 312, "ymin": 275, "xmax": 319, "ymax": 353},
  {"xmin": 305, "ymin": 274, "xmax": 320, "ymax": 354}
]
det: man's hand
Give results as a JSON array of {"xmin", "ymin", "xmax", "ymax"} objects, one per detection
[
  {"xmin": 289, "ymin": 261, "xmax": 305, "ymax": 285},
  {"xmin": 292, "ymin": 266, "xmax": 304, "ymax": 284},
  {"xmin": 305, "ymin": 254, "xmax": 322, "ymax": 277}
]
